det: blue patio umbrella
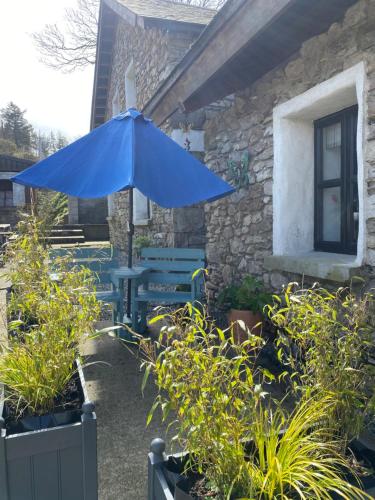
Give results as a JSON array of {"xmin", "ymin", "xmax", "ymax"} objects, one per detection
[{"xmin": 12, "ymin": 108, "xmax": 234, "ymax": 315}]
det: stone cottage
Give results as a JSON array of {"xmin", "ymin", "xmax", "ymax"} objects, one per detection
[
  {"xmin": 92, "ymin": 0, "xmax": 375, "ymax": 300},
  {"xmin": 90, "ymin": 0, "xmax": 216, "ymax": 252}
]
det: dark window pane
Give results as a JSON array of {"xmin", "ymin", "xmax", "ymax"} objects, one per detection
[
  {"xmin": 322, "ymin": 187, "xmax": 341, "ymax": 242},
  {"xmin": 322, "ymin": 122, "xmax": 341, "ymax": 180}
]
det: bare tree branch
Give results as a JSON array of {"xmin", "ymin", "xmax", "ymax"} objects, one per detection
[
  {"xmin": 32, "ymin": 0, "xmax": 99, "ymax": 73},
  {"xmin": 32, "ymin": 0, "xmax": 226, "ymax": 73}
]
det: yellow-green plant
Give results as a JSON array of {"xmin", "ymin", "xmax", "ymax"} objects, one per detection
[
  {"xmin": 1, "ymin": 213, "xmax": 100, "ymax": 417},
  {"xmin": 141, "ymin": 305, "xmax": 368, "ymax": 499},
  {"xmin": 0, "ymin": 336, "xmax": 76, "ymax": 415},
  {"xmin": 4, "ymin": 214, "xmax": 50, "ymax": 306},
  {"xmin": 246, "ymin": 395, "xmax": 368, "ymax": 499},
  {"xmin": 268, "ymin": 284, "xmax": 375, "ymax": 445}
]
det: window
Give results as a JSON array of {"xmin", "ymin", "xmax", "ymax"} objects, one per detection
[
  {"xmin": 125, "ymin": 61, "xmax": 136, "ymax": 109},
  {"xmin": 112, "ymin": 90, "xmax": 121, "ymax": 116},
  {"xmin": 314, "ymin": 105, "xmax": 358, "ymax": 254},
  {"xmin": 0, "ymin": 180, "xmax": 13, "ymax": 207},
  {"xmin": 125, "ymin": 60, "xmax": 151, "ymax": 223}
]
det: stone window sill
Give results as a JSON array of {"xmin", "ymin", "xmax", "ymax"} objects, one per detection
[
  {"xmin": 134, "ymin": 219, "xmax": 151, "ymax": 227},
  {"xmin": 264, "ymin": 252, "xmax": 361, "ymax": 283}
]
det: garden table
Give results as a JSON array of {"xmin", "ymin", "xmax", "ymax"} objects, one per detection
[{"xmin": 110, "ymin": 266, "xmax": 150, "ymax": 331}]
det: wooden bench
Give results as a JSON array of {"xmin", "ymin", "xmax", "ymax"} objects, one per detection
[
  {"xmin": 131, "ymin": 247, "xmax": 205, "ymax": 333},
  {"xmin": 48, "ymin": 246, "xmax": 124, "ymax": 324}
]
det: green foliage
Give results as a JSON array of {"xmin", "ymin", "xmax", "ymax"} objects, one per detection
[
  {"xmin": 0, "ymin": 138, "xmax": 18, "ymax": 157},
  {"xmin": 141, "ymin": 305, "xmax": 368, "ymax": 499},
  {"xmin": 268, "ymin": 284, "xmax": 375, "ymax": 445},
  {"xmin": 217, "ymin": 275, "xmax": 272, "ymax": 313},
  {"xmin": 133, "ymin": 235, "xmax": 152, "ymax": 258},
  {"xmin": 0, "ymin": 102, "xmax": 68, "ymax": 160},
  {"xmin": 1, "ymin": 214, "xmax": 100, "ymax": 416},
  {"xmin": 0, "ymin": 102, "xmax": 33, "ymax": 150},
  {"xmin": 246, "ymin": 395, "xmax": 368, "ymax": 499},
  {"xmin": 35, "ymin": 190, "xmax": 68, "ymax": 229},
  {"xmin": 0, "ymin": 337, "xmax": 76, "ymax": 415}
]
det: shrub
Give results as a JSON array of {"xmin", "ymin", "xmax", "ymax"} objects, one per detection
[
  {"xmin": 141, "ymin": 304, "xmax": 368, "ymax": 499},
  {"xmin": 1, "ymin": 214, "xmax": 100, "ymax": 418},
  {"xmin": 217, "ymin": 275, "xmax": 272, "ymax": 313},
  {"xmin": 0, "ymin": 336, "xmax": 76, "ymax": 415},
  {"xmin": 268, "ymin": 284, "xmax": 375, "ymax": 445}
]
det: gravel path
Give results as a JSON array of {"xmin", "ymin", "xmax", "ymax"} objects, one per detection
[{"xmin": 82, "ymin": 327, "xmax": 168, "ymax": 500}]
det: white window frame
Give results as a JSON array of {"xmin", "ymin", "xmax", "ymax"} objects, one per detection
[
  {"xmin": 124, "ymin": 60, "xmax": 151, "ymax": 224},
  {"xmin": 125, "ymin": 60, "xmax": 137, "ymax": 109},
  {"xmin": 108, "ymin": 91, "xmax": 121, "ymax": 216},
  {"xmin": 272, "ymin": 62, "xmax": 365, "ymax": 268}
]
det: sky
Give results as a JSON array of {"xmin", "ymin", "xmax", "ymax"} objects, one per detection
[{"xmin": 0, "ymin": 0, "xmax": 95, "ymax": 140}]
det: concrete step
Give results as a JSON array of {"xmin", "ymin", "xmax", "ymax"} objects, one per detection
[
  {"xmin": 50, "ymin": 229, "xmax": 84, "ymax": 236},
  {"xmin": 45, "ymin": 235, "xmax": 86, "ymax": 245},
  {"xmin": 52, "ymin": 224, "xmax": 84, "ymax": 230}
]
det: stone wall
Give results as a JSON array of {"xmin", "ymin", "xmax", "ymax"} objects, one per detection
[
  {"xmin": 106, "ymin": 18, "xmax": 205, "ymax": 254},
  {"xmin": 203, "ymin": 0, "xmax": 375, "ymax": 300}
]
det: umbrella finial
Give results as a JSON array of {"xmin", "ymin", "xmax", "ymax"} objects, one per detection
[{"xmin": 114, "ymin": 108, "xmax": 152, "ymax": 122}]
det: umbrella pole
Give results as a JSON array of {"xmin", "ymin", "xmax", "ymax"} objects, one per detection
[{"xmin": 126, "ymin": 188, "xmax": 134, "ymax": 319}]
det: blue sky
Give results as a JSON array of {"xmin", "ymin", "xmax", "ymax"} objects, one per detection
[{"xmin": 0, "ymin": 0, "xmax": 95, "ymax": 139}]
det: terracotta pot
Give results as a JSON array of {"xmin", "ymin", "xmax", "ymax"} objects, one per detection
[{"xmin": 227, "ymin": 309, "xmax": 262, "ymax": 343}]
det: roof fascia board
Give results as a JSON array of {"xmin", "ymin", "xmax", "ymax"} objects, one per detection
[
  {"xmin": 104, "ymin": 0, "xmax": 144, "ymax": 27},
  {"xmin": 90, "ymin": 1, "xmax": 105, "ymax": 130},
  {"xmin": 144, "ymin": 0, "xmax": 296, "ymax": 124}
]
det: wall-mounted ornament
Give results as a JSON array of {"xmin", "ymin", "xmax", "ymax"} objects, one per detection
[{"xmin": 227, "ymin": 151, "xmax": 251, "ymax": 189}]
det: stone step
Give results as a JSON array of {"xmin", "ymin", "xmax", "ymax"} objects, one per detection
[
  {"xmin": 45, "ymin": 235, "xmax": 86, "ymax": 245},
  {"xmin": 52, "ymin": 224, "xmax": 84, "ymax": 230},
  {"xmin": 50, "ymin": 229, "xmax": 84, "ymax": 236}
]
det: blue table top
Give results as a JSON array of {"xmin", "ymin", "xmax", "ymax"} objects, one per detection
[{"xmin": 110, "ymin": 266, "xmax": 149, "ymax": 279}]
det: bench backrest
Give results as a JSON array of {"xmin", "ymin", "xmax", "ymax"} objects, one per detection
[
  {"xmin": 49, "ymin": 246, "xmax": 119, "ymax": 285},
  {"xmin": 140, "ymin": 247, "xmax": 205, "ymax": 286}
]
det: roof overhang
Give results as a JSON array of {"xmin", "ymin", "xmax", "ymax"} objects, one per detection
[
  {"xmin": 90, "ymin": 0, "xmax": 212, "ymax": 130},
  {"xmin": 90, "ymin": 1, "xmax": 118, "ymax": 130},
  {"xmin": 144, "ymin": 0, "xmax": 359, "ymax": 126}
]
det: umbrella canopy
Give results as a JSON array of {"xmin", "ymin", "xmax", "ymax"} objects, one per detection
[{"xmin": 12, "ymin": 108, "xmax": 234, "ymax": 207}]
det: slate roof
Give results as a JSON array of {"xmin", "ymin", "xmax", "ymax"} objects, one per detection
[{"xmin": 114, "ymin": 0, "xmax": 216, "ymax": 25}]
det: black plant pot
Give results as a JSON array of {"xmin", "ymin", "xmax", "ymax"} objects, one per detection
[{"xmin": 174, "ymin": 478, "xmax": 195, "ymax": 500}]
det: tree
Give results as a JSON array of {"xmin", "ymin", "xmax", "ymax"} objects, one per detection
[
  {"xmin": 33, "ymin": 0, "xmax": 226, "ymax": 72},
  {"xmin": 0, "ymin": 138, "xmax": 18, "ymax": 157},
  {"xmin": 0, "ymin": 102, "xmax": 33, "ymax": 151},
  {"xmin": 32, "ymin": 0, "xmax": 99, "ymax": 73},
  {"xmin": 0, "ymin": 102, "xmax": 68, "ymax": 160}
]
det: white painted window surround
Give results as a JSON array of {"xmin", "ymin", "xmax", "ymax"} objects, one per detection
[
  {"xmin": 125, "ymin": 61, "xmax": 137, "ymax": 109},
  {"xmin": 1, "ymin": 172, "xmax": 25, "ymax": 206},
  {"xmin": 107, "ymin": 91, "xmax": 122, "ymax": 217},
  {"xmin": 267, "ymin": 62, "xmax": 366, "ymax": 281},
  {"xmin": 124, "ymin": 60, "xmax": 150, "ymax": 225}
]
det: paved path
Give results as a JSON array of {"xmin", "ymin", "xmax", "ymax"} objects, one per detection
[{"xmin": 83, "ymin": 329, "xmax": 168, "ymax": 500}]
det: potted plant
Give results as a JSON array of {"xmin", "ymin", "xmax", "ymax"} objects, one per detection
[
  {"xmin": 134, "ymin": 235, "xmax": 152, "ymax": 259},
  {"xmin": 217, "ymin": 275, "xmax": 272, "ymax": 342},
  {"xmin": 0, "ymin": 215, "xmax": 100, "ymax": 500},
  {"xmin": 268, "ymin": 283, "xmax": 375, "ymax": 492},
  {"xmin": 142, "ymin": 305, "xmax": 371, "ymax": 499}
]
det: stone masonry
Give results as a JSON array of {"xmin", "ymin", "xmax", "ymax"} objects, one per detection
[
  {"xmin": 106, "ymin": 18, "xmax": 206, "ymax": 255},
  {"xmin": 203, "ymin": 0, "xmax": 375, "ymax": 300}
]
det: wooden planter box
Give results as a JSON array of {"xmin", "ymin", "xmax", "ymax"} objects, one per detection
[
  {"xmin": 148, "ymin": 437, "xmax": 375, "ymax": 500},
  {"xmin": 0, "ymin": 361, "xmax": 97, "ymax": 500}
]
